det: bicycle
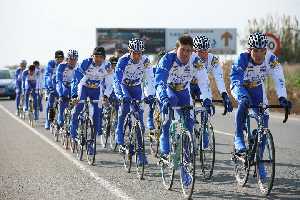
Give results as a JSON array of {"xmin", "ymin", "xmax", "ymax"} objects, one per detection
[
  {"xmin": 149, "ymin": 98, "xmax": 161, "ymax": 158},
  {"xmin": 232, "ymin": 103, "xmax": 290, "ymax": 196},
  {"xmin": 28, "ymin": 91, "xmax": 35, "ymax": 127},
  {"xmin": 119, "ymin": 99, "xmax": 146, "ymax": 180},
  {"xmin": 49, "ymin": 96, "xmax": 59, "ymax": 142},
  {"xmin": 71, "ymin": 98, "xmax": 97, "ymax": 165},
  {"xmin": 159, "ymin": 105, "xmax": 196, "ymax": 199},
  {"xmin": 194, "ymin": 99, "xmax": 227, "ymax": 180},
  {"xmin": 18, "ymin": 93, "xmax": 25, "ymax": 120},
  {"xmin": 60, "ymin": 99, "xmax": 74, "ymax": 150},
  {"xmin": 101, "ymin": 99, "xmax": 118, "ymax": 149},
  {"xmin": 36, "ymin": 89, "xmax": 42, "ymax": 120}
]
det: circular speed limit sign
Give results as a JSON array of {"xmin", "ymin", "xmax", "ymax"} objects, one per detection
[{"xmin": 266, "ymin": 32, "xmax": 281, "ymax": 56}]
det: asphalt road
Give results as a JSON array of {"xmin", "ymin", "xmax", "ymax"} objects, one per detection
[{"xmin": 0, "ymin": 99, "xmax": 299, "ymax": 200}]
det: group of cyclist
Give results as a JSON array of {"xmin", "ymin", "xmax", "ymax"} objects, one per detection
[{"xmin": 15, "ymin": 31, "xmax": 292, "ymax": 190}]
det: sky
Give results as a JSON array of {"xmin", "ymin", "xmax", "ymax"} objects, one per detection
[{"xmin": 0, "ymin": 0, "xmax": 300, "ymax": 66}]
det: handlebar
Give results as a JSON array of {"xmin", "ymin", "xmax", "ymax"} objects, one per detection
[
  {"xmin": 162, "ymin": 105, "xmax": 194, "ymax": 125},
  {"xmin": 249, "ymin": 104, "xmax": 290, "ymax": 123},
  {"xmin": 194, "ymin": 99, "xmax": 227, "ymax": 116}
]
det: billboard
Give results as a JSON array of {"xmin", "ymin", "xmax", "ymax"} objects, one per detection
[
  {"xmin": 165, "ymin": 28, "xmax": 237, "ymax": 54},
  {"xmin": 96, "ymin": 28, "xmax": 165, "ymax": 54}
]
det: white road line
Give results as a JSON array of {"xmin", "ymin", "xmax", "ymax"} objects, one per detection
[
  {"xmin": 0, "ymin": 104, "xmax": 135, "ymax": 200},
  {"xmin": 214, "ymin": 129, "xmax": 234, "ymax": 136}
]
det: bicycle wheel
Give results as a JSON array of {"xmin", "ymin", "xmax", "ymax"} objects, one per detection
[
  {"xmin": 61, "ymin": 109, "xmax": 70, "ymax": 149},
  {"xmin": 70, "ymin": 138, "xmax": 78, "ymax": 154},
  {"xmin": 86, "ymin": 118, "xmax": 96, "ymax": 165},
  {"xmin": 28, "ymin": 110, "xmax": 34, "ymax": 127},
  {"xmin": 134, "ymin": 121, "xmax": 145, "ymax": 180},
  {"xmin": 103, "ymin": 110, "xmax": 111, "ymax": 149},
  {"xmin": 76, "ymin": 119, "xmax": 85, "ymax": 161},
  {"xmin": 160, "ymin": 123, "xmax": 176, "ymax": 190},
  {"xmin": 122, "ymin": 116, "xmax": 133, "ymax": 173},
  {"xmin": 60, "ymin": 128, "xmax": 66, "ymax": 147},
  {"xmin": 256, "ymin": 129, "xmax": 275, "ymax": 196},
  {"xmin": 180, "ymin": 129, "xmax": 196, "ymax": 199},
  {"xmin": 50, "ymin": 122, "xmax": 59, "ymax": 142},
  {"xmin": 150, "ymin": 103, "xmax": 161, "ymax": 158},
  {"xmin": 233, "ymin": 127, "xmax": 251, "ymax": 187},
  {"xmin": 64, "ymin": 130, "xmax": 70, "ymax": 150},
  {"xmin": 149, "ymin": 129, "xmax": 160, "ymax": 158},
  {"xmin": 199, "ymin": 123, "xmax": 215, "ymax": 180},
  {"xmin": 19, "ymin": 95, "xmax": 25, "ymax": 119},
  {"xmin": 109, "ymin": 108, "xmax": 117, "ymax": 149}
]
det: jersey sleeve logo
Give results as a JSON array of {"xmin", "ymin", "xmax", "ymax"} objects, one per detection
[
  {"xmin": 194, "ymin": 60, "xmax": 204, "ymax": 69},
  {"xmin": 211, "ymin": 56, "xmax": 219, "ymax": 67},
  {"xmin": 269, "ymin": 59, "xmax": 280, "ymax": 68},
  {"xmin": 144, "ymin": 61, "xmax": 151, "ymax": 68}
]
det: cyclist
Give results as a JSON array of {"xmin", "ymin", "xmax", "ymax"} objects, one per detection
[
  {"xmin": 192, "ymin": 35, "xmax": 233, "ymax": 148},
  {"xmin": 144, "ymin": 50, "xmax": 166, "ymax": 131},
  {"xmin": 22, "ymin": 64, "xmax": 40, "ymax": 120},
  {"xmin": 155, "ymin": 35, "xmax": 213, "ymax": 186},
  {"xmin": 192, "ymin": 35, "xmax": 233, "ymax": 112},
  {"xmin": 33, "ymin": 60, "xmax": 44, "ymax": 112},
  {"xmin": 70, "ymin": 47, "xmax": 113, "ymax": 143},
  {"xmin": 44, "ymin": 50, "xmax": 64, "ymax": 129},
  {"xmin": 56, "ymin": 49, "xmax": 78, "ymax": 129},
  {"xmin": 104, "ymin": 56, "xmax": 119, "ymax": 112},
  {"xmin": 230, "ymin": 32, "xmax": 292, "ymax": 179},
  {"xmin": 114, "ymin": 38, "xmax": 155, "ymax": 165},
  {"xmin": 15, "ymin": 60, "xmax": 27, "ymax": 114}
]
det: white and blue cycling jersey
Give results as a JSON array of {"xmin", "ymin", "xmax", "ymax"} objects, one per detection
[
  {"xmin": 114, "ymin": 53, "xmax": 155, "ymax": 99},
  {"xmin": 231, "ymin": 50, "xmax": 287, "ymax": 103},
  {"xmin": 155, "ymin": 51, "xmax": 212, "ymax": 103},
  {"xmin": 56, "ymin": 62, "xmax": 77, "ymax": 97},
  {"xmin": 71, "ymin": 58, "xmax": 113, "ymax": 98}
]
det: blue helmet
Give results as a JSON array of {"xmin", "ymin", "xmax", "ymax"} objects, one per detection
[
  {"xmin": 193, "ymin": 35, "xmax": 210, "ymax": 51},
  {"xmin": 67, "ymin": 49, "xmax": 78, "ymax": 60},
  {"xmin": 128, "ymin": 38, "xmax": 145, "ymax": 52},
  {"xmin": 248, "ymin": 32, "xmax": 268, "ymax": 49}
]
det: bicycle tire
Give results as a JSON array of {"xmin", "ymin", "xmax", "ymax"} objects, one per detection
[
  {"xmin": 199, "ymin": 123, "xmax": 215, "ymax": 180},
  {"xmin": 86, "ymin": 118, "xmax": 96, "ymax": 165},
  {"xmin": 233, "ymin": 117, "xmax": 252, "ymax": 187},
  {"xmin": 134, "ymin": 121, "xmax": 145, "ymax": 180},
  {"xmin": 122, "ymin": 115, "xmax": 133, "ymax": 173},
  {"xmin": 180, "ymin": 129, "xmax": 196, "ymax": 199},
  {"xmin": 256, "ymin": 129, "xmax": 275, "ymax": 196},
  {"xmin": 76, "ymin": 119, "xmax": 85, "ymax": 161}
]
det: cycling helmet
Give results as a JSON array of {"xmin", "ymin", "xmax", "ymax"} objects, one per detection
[
  {"xmin": 55, "ymin": 50, "xmax": 64, "ymax": 58},
  {"xmin": 20, "ymin": 60, "xmax": 27, "ymax": 65},
  {"xmin": 33, "ymin": 60, "xmax": 40, "ymax": 66},
  {"xmin": 93, "ymin": 46, "xmax": 106, "ymax": 57},
  {"xmin": 193, "ymin": 35, "xmax": 210, "ymax": 51},
  {"xmin": 67, "ymin": 49, "xmax": 79, "ymax": 59},
  {"xmin": 128, "ymin": 38, "xmax": 145, "ymax": 52},
  {"xmin": 248, "ymin": 32, "xmax": 268, "ymax": 49},
  {"xmin": 109, "ymin": 56, "xmax": 118, "ymax": 65}
]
